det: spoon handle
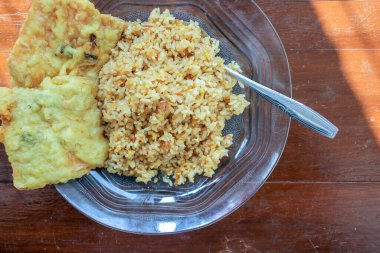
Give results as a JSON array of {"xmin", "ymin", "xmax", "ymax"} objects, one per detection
[{"xmin": 225, "ymin": 67, "xmax": 338, "ymax": 139}]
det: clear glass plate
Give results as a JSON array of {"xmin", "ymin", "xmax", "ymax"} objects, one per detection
[{"xmin": 56, "ymin": 0, "xmax": 291, "ymax": 234}]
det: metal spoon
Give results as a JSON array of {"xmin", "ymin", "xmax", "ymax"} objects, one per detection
[{"xmin": 225, "ymin": 67, "xmax": 338, "ymax": 139}]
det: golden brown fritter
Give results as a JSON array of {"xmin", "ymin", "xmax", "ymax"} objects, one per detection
[
  {"xmin": 7, "ymin": 0, "xmax": 126, "ymax": 88},
  {"xmin": 0, "ymin": 76, "xmax": 108, "ymax": 190}
]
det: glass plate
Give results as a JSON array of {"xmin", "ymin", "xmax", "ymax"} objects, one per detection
[{"xmin": 56, "ymin": 0, "xmax": 291, "ymax": 234}]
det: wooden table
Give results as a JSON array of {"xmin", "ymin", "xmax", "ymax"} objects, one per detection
[{"xmin": 0, "ymin": 1, "xmax": 379, "ymax": 252}]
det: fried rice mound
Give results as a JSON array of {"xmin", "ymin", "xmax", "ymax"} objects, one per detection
[{"xmin": 97, "ymin": 9, "xmax": 249, "ymax": 185}]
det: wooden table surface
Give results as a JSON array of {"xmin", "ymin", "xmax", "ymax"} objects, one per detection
[{"xmin": 0, "ymin": 0, "xmax": 379, "ymax": 252}]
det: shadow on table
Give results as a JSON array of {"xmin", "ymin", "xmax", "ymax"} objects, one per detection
[{"xmin": 265, "ymin": 1, "xmax": 380, "ymax": 182}]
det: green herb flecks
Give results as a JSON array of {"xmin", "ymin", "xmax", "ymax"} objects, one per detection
[
  {"xmin": 84, "ymin": 53, "xmax": 98, "ymax": 61},
  {"xmin": 21, "ymin": 132, "xmax": 36, "ymax": 145}
]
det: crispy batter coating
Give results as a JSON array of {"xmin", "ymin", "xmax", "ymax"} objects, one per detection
[
  {"xmin": 7, "ymin": 0, "xmax": 126, "ymax": 87},
  {"xmin": 0, "ymin": 76, "xmax": 108, "ymax": 190}
]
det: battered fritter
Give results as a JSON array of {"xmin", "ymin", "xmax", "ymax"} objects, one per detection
[
  {"xmin": 0, "ymin": 76, "xmax": 108, "ymax": 190},
  {"xmin": 7, "ymin": 0, "xmax": 126, "ymax": 88}
]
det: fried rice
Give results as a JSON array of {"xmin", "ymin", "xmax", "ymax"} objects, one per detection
[{"xmin": 97, "ymin": 9, "xmax": 249, "ymax": 185}]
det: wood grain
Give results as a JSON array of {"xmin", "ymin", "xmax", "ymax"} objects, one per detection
[
  {"xmin": 0, "ymin": 0, "xmax": 379, "ymax": 252},
  {"xmin": 271, "ymin": 49, "xmax": 380, "ymax": 182},
  {"xmin": 256, "ymin": 1, "xmax": 380, "ymax": 50},
  {"xmin": 255, "ymin": 0, "xmax": 380, "ymax": 183},
  {"xmin": 1, "ymin": 183, "xmax": 379, "ymax": 253}
]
